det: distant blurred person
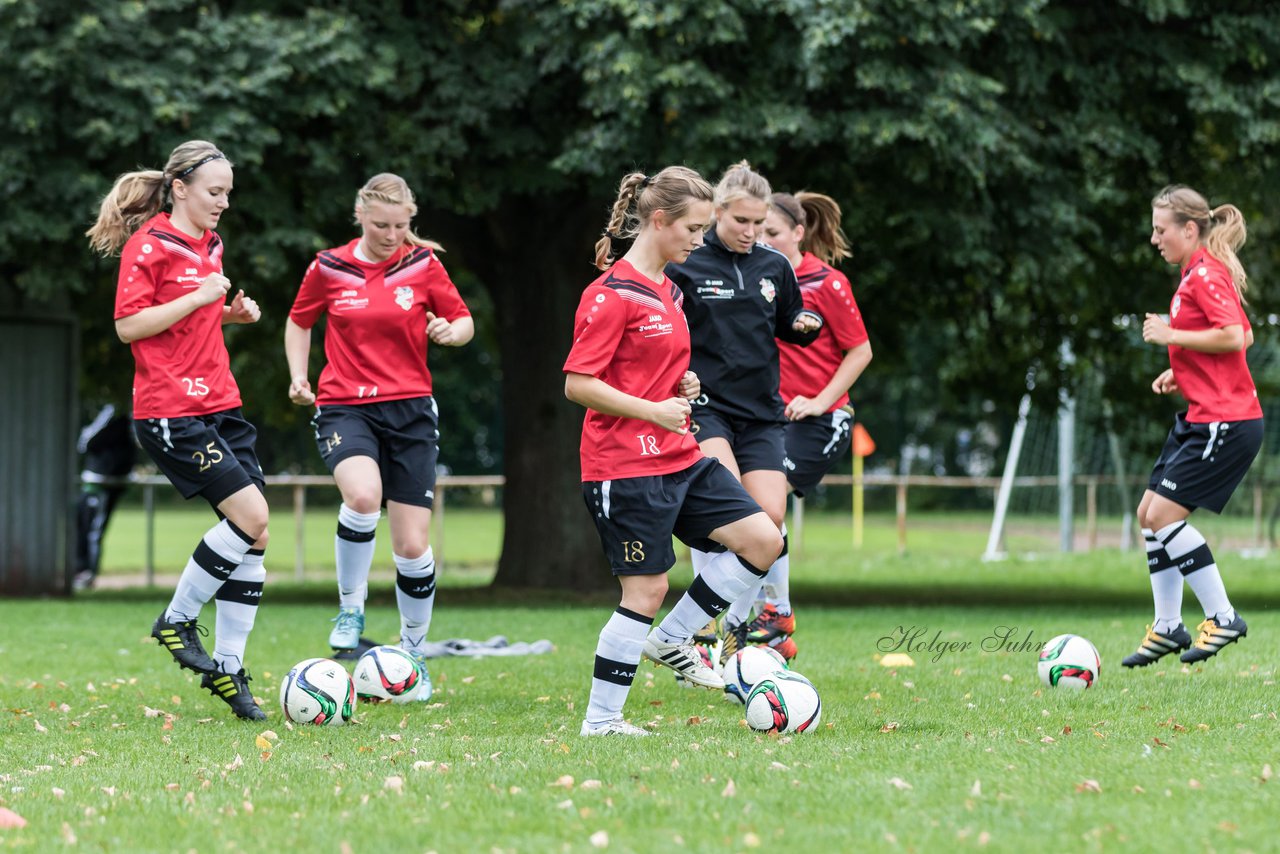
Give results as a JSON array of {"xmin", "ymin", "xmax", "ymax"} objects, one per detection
[
  {"xmin": 285, "ymin": 173, "xmax": 473, "ymax": 700},
  {"xmin": 87, "ymin": 139, "xmax": 269, "ymax": 720},
  {"xmin": 74, "ymin": 403, "xmax": 137, "ymax": 591},
  {"xmin": 742, "ymin": 191, "xmax": 871, "ymax": 659},
  {"xmin": 1122, "ymin": 185, "xmax": 1262, "ymax": 668}
]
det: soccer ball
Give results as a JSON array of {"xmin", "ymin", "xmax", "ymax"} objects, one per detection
[
  {"xmin": 279, "ymin": 658, "xmax": 356, "ymax": 726},
  {"xmin": 744, "ymin": 670, "xmax": 822, "ymax": 734},
  {"xmin": 352, "ymin": 645, "xmax": 426, "ymax": 703},
  {"xmin": 1038, "ymin": 634, "xmax": 1101, "ymax": 690},
  {"xmin": 722, "ymin": 645, "xmax": 789, "ymax": 704}
]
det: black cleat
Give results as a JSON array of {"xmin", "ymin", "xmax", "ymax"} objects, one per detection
[
  {"xmin": 201, "ymin": 668, "xmax": 267, "ymax": 720},
  {"xmin": 1180, "ymin": 613, "xmax": 1247, "ymax": 664},
  {"xmin": 1121, "ymin": 623, "xmax": 1192, "ymax": 668},
  {"xmin": 151, "ymin": 612, "xmax": 217, "ymax": 673}
]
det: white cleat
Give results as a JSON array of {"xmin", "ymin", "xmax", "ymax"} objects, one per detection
[
  {"xmin": 580, "ymin": 717, "xmax": 651, "ymax": 737},
  {"xmin": 643, "ymin": 637, "xmax": 725, "ymax": 689}
]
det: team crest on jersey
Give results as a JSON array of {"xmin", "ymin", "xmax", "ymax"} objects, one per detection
[
  {"xmin": 1171, "ymin": 295, "xmax": 1181, "ymax": 318},
  {"xmin": 394, "ymin": 286, "xmax": 414, "ymax": 311},
  {"xmin": 759, "ymin": 278, "xmax": 776, "ymax": 303}
]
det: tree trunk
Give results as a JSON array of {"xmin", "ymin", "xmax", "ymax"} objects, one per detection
[{"xmin": 444, "ymin": 193, "xmax": 613, "ymax": 591}]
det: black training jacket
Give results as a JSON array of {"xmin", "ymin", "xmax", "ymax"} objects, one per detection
[{"xmin": 666, "ymin": 229, "xmax": 821, "ymax": 422}]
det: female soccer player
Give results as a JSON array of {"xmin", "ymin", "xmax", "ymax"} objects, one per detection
[
  {"xmin": 664, "ymin": 162, "xmax": 822, "ymax": 664},
  {"xmin": 87, "ymin": 140, "xmax": 268, "ymax": 720},
  {"xmin": 744, "ymin": 191, "xmax": 873, "ymax": 659},
  {"xmin": 285, "ymin": 173, "xmax": 473, "ymax": 697},
  {"xmin": 1122, "ymin": 185, "xmax": 1263, "ymax": 668},
  {"xmin": 566, "ymin": 166, "xmax": 784, "ymax": 736}
]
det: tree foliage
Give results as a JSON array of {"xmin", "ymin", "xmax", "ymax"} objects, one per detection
[{"xmin": 3, "ymin": 0, "xmax": 1278, "ymax": 587}]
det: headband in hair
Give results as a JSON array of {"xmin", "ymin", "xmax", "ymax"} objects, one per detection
[
  {"xmin": 775, "ymin": 202, "xmax": 802, "ymax": 227},
  {"xmin": 170, "ymin": 154, "xmax": 226, "ymax": 185}
]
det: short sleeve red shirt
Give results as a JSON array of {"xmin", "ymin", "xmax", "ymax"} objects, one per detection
[
  {"xmin": 563, "ymin": 260, "xmax": 702, "ymax": 481},
  {"xmin": 778, "ymin": 253, "xmax": 869, "ymax": 411},
  {"xmin": 288, "ymin": 240, "xmax": 471, "ymax": 405},
  {"xmin": 1168, "ymin": 247, "xmax": 1261, "ymax": 422},
  {"xmin": 113, "ymin": 213, "xmax": 242, "ymax": 419}
]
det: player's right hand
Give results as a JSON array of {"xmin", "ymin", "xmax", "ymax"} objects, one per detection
[
  {"xmin": 1151, "ymin": 368, "xmax": 1179, "ymax": 395},
  {"xmin": 288, "ymin": 376, "xmax": 316, "ymax": 406},
  {"xmin": 651, "ymin": 396, "xmax": 692, "ymax": 434},
  {"xmin": 193, "ymin": 272, "xmax": 232, "ymax": 307}
]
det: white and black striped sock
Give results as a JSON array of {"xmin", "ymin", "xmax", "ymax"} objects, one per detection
[
  {"xmin": 651, "ymin": 550, "xmax": 766, "ymax": 644},
  {"xmin": 585, "ymin": 606, "xmax": 652, "ymax": 725},
  {"xmin": 335, "ymin": 504, "xmax": 380, "ymax": 610},
  {"xmin": 394, "ymin": 547, "xmax": 436, "ymax": 655},
  {"xmin": 166, "ymin": 519, "xmax": 255, "ymax": 622},
  {"xmin": 213, "ymin": 549, "xmax": 266, "ymax": 674},
  {"xmin": 1144, "ymin": 527, "xmax": 1182, "ymax": 633},
  {"xmin": 1158, "ymin": 520, "xmax": 1233, "ymax": 622}
]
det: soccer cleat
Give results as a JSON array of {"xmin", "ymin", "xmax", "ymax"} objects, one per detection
[
  {"xmin": 201, "ymin": 668, "xmax": 267, "ymax": 720},
  {"xmin": 580, "ymin": 717, "xmax": 651, "ymax": 737},
  {"xmin": 328, "ymin": 607, "xmax": 365, "ymax": 650},
  {"xmin": 643, "ymin": 637, "xmax": 725, "ymax": 689},
  {"xmin": 691, "ymin": 618, "xmax": 719, "ymax": 645},
  {"xmin": 718, "ymin": 620, "xmax": 748, "ymax": 669},
  {"xmin": 404, "ymin": 650, "xmax": 435, "ymax": 702},
  {"xmin": 673, "ymin": 643, "xmax": 716, "ymax": 688},
  {"xmin": 745, "ymin": 604, "xmax": 796, "ymax": 646},
  {"xmin": 1121, "ymin": 623, "xmax": 1192, "ymax": 668},
  {"xmin": 151, "ymin": 612, "xmax": 217, "ymax": 673},
  {"xmin": 1180, "ymin": 613, "xmax": 1247, "ymax": 663},
  {"xmin": 769, "ymin": 636, "xmax": 798, "ymax": 661}
]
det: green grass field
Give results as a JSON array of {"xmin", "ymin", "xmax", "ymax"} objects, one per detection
[{"xmin": 3, "ymin": 511, "xmax": 1278, "ymax": 851}]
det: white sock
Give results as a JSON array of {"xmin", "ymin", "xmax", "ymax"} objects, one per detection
[
  {"xmin": 1143, "ymin": 527, "xmax": 1182, "ymax": 632},
  {"xmin": 764, "ymin": 532, "xmax": 792, "ymax": 615},
  {"xmin": 651, "ymin": 551, "xmax": 765, "ymax": 644},
  {"xmin": 213, "ymin": 549, "xmax": 266, "ymax": 674},
  {"xmin": 1158, "ymin": 521, "xmax": 1233, "ymax": 622},
  {"xmin": 689, "ymin": 547, "xmax": 716, "ymax": 577},
  {"xmin": 166, "ymin": 519, "xmax": 255, "ymax": 622},
  {"xmin": 585, "ymin": 607, "xmax": 651, "ymax": 725},
  {"xmin": 336, "ymin": 504, "xmax": 379, "ymax": 610},
  {"xmin": 394, "ymin": 547, "xmax": 436, "ymax": 654}
]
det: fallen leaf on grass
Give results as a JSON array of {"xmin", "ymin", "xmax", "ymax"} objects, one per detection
[
  {"xmin": 0, "ymin": 808, "xmax": 27, "ymax": 829},
  {"xmin": 1040, "ymin": 737, "xmax": 1055, "ymax": 744},
  {"xmin": 225, "ymin": 755, "xmax": 244, "ymax": 772},
  {"xmin": 551, "ymin": 775, "xmax": 574, "ymax": 789},
  {"xmin": 880, "ymin": 722, "xmax": 899, "ymax": 733},
  {"xmin": 1261, "ymin": 764, "xmax": 1273, "ymax": 783},
  {"xmin": 61, "ymin": 823, "xmax": 76, "ymax": 844},
  {"xmin": 888, "ymin": 777, "xmax": 913, "ymax": 791},
  {"xmin": 686, "ymin": 716, "xmax": 702, "ymax": 726},
  {"xmin": 590, "ymin": 831, "xmax": 609, "ymax": 849},
  {"xmin": 1188, "ymin": 779, "xmax": 1202, "ymax": 789},
  {"xmin": 33, "ymin": 719, "xmax": 47, "ymax": 733},
  {"xmin": 143, "ymin": 706, "xmax": 164, "ymax": 718},
  {"xmin": 255, "ymin": 735, "xmax": 273, "ymax": 750},
  {"xmin": 743, "ymin": 832, "xmax": 761, "ymax": 848},
  {"xmin": 1075, "ymin": 779, "xmax": 1102, "ymax": 793},
  {"xmin": 580, "ymin": 780, "xmax": 602, "ymax": 790},
  {"xmin": 51, "ymin": 787, "xmax": 64, "ymax": 799},
  {"xmin": 970, "ymin": 780, "xmax": 981, "ymax": 797},
  {"xmin": 384, "ymin": 776, "xmax": 404, "ymax": 794},
  {"xmin": 1152, "ymin": 737, "xmax": 1170, "ymax": 749},
  {"xmin": 1132, "ymin": 785, "xmax": 1145, "ymax": 794},
  {"xmin": 721, "ymin": 779, "xmax": 736, "ymax": 797},
  {"xmin": 880, "ymin": 653, "xmax": 914, "ymax": 667}
]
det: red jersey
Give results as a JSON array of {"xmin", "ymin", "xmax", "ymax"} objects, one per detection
[
  {"xmin": 289, "ymin": 240, "xmax": 470, "ymax": 405},
  {"xmin": 563, "ymin": 260, "xmax": 702, "ymax": 481},
  {"xmin": 114, "ymin": 213, "xmax": 241, "ymax": 419},
  {"xmin": 778, "ymin": 253, "xmax": 869, "ymax": 410},
  {"xmin": 1168, "ymin": 247, "xmax": 1261, "ymax": 422}
]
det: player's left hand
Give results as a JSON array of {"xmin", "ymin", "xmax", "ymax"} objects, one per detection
[
  {"xmin": 225, "ymin": 290, "xmax": 260, "ymax": 324},
  {"xmin": 426, "ymin": 311, "xmax": 459, "ymax": 345},
  {"xmin": 785, "ymin": 395, "xmax": 825, "ymax": 421},
  {"xmin": 792, "ymin": 309, "xmax": 823, "ymax": 333},
  {"xmin": 1142, "ymin": 313, "xmax": 1173, "ymax": 346},
  {"xmin": 677, "ymin": 370, "xmax": 700, "ymax": 401}
]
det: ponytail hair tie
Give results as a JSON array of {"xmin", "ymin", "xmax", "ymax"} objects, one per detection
[{"xmin": 640, "ymin": 175, "xmax": 654, "ymax": 188}]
